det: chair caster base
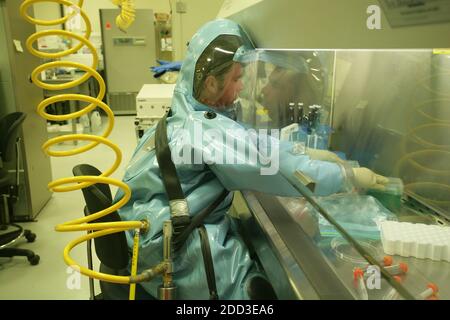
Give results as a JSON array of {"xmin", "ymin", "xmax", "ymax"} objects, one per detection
[
  {"xmin": 25, "ymin": 230, "xmax": 36, "ymax": 243},
  {"xmin": 28, "ymin": 254, "xmax": 40, "ymax": 265}
]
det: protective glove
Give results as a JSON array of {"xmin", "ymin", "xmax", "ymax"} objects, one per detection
[
  {"xmin": 150, "ymin": 60, "xmax": 182, "ymax": 78},
  {"xmin": 352, "ymin": 168, "xmax": 389, "ymax": 191},
  {"xmin": 306, "ymin": 149, "xmax": 345, "ymax": 164}
]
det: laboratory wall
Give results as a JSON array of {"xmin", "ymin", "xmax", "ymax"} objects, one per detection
[
  {"xmin": 33, "ymin": 0, "xmax": 170, "ymax": 33},
  {"xmin": 33, "ymin": 0, "xmax": 225, "ymax": 61},
  {"xmin": 171, "ymin": 0, "xmax": 225, "ymax": 60},
  {"xmin": 82, "ymin": 0, "xmax": 170, "ymax": 35}
]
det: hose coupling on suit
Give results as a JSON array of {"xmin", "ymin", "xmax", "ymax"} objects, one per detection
[
  {"xmin": 129, "ymin": 262, "xmax": 169, "ymax": 283},
  {"xmin": 139, "ymin": 219, "xmax": 150, "ymax": 234}
]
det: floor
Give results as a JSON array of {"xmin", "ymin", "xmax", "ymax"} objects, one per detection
[{"xmin": 0, "ymin": 115, "xmax": 138, "ymax": 300}]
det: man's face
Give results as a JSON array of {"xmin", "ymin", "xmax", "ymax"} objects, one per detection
[{"xmin": 214, "ymin": 63, "xmax": 244, "ymax": 109}]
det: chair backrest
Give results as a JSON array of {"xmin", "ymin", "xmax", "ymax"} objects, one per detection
[
  {"xmin": 72, "ymin": 164, "xmax": 129, "ymax": 270},
  {"xmin": 0, "ymin": 112, "xmax": 27, "ymax": 162}
]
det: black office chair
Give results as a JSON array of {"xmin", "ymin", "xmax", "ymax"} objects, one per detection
[
  {"xmin": 73, "ymin": 164, "xmax": 276, "ymax": 300},
  {"xmin": 0, "ymin": 112, "xmax": 40, "ymax": 265},
  {"xmin": 72, "ymin": 164, "xmax": 152, "ymax": 300}
]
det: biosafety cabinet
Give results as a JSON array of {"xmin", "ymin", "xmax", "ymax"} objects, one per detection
[{"xmin": 223, "ymin": 0, "xmax": 450, "ymax": 299}]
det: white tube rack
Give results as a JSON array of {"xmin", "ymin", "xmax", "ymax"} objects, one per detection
[{"xmin": 380, "ymin": 221, "xmax": 450, "ymax": 262}]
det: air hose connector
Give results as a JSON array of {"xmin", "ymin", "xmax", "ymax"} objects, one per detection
[{"xmin": 129, "ymin": 262, "xmax": 168, "ymax": 283}]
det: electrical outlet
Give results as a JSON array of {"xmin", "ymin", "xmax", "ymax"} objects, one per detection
[{"xmin": 176, "ymin": 1, "xmax": 187, "ymax": 13}]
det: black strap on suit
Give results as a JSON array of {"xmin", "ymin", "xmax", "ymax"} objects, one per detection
[
  {"xmin": 155, "ymin": 112, "xmax": 185, "ymax": 201},
  {"xmin": 154, "ymin": 112, "xmax": 227, "ymax": 300}
]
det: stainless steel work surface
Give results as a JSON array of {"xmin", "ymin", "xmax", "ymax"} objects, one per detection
[{"xmin": 236, "ymin": 191, "xmax": 450, "ymax": 300}]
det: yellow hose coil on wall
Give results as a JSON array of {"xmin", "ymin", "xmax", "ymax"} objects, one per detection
[{"xmin": 19, "ymin": 0, "xmax": 147, "ymax": 299}]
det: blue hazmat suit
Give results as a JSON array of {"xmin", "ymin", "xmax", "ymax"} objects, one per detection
[{"xmin": 116, "ymin": 19, "xmax": 347, "ymax": 299}]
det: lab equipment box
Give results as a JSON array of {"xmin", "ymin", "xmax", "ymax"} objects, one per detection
[{"xmin": 135, "ymin": 84, "xmax": 175, "ymax": 140}]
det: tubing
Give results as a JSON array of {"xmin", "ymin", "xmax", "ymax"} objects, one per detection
[{"xmin": 20, "ymin": 0, "xmax": 148, "ymax": 297}]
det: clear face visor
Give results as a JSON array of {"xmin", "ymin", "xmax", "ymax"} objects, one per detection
[
  {"xmin": 193, "ymin": 36, "xmax": 247, "ymax": 101},
  {"xmin": 235, "ymin": 50, "xmax": 331, "ymax": 133}
]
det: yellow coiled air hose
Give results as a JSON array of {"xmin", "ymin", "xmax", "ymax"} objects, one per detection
[{"xmin": 19, "ymin": 0, "xmax": 155, "ymax": 300}]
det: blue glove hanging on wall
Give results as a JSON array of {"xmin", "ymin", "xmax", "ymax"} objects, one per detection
[{"xmin": 150, "ymin": 60, "xmax": 182, "ymax": 78}]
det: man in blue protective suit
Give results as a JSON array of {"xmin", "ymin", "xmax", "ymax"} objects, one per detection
[{"xmin": 116, "ymin": 19, "xmax": 388, "ymax": 300}]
